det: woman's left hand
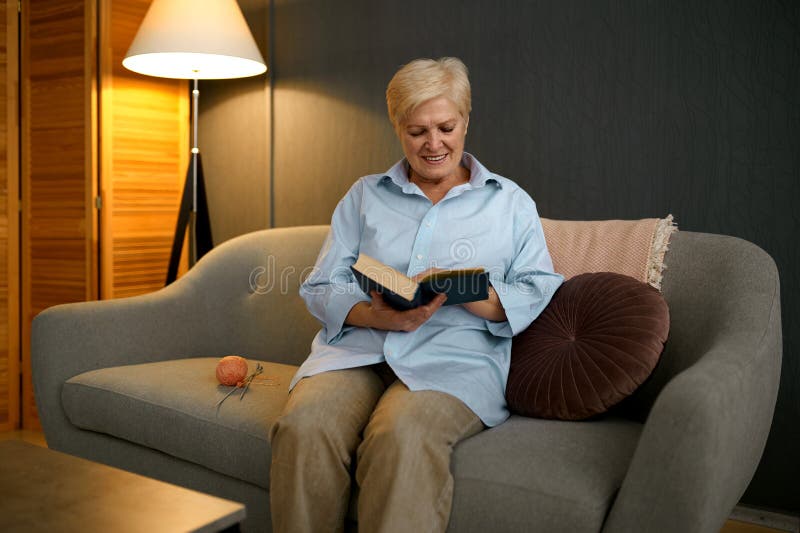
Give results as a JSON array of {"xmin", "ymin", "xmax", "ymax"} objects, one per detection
[
  {"xmin": 417, "ymin": 267, "xmax": 507, "ymax": 322},
  {"xmin": 462, "ymin": 285, "xmax": 507, "ymax": 322}
]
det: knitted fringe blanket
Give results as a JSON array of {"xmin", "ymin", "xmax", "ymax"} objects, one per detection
[{"xmin": 541, "ymin": 215, "xmax": 677, "ymax": 291}]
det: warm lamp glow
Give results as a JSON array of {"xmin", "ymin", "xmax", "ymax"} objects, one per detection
[
  {"xmin": 123, "ymin": 52, "xmax": 265, "ymax": 80},
  {"xmin": 123, "ymin": 0, "xmax": 267, "ymax": 80}
]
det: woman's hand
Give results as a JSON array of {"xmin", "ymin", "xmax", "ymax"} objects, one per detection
[
  {"xmin": 461, "ymin": 285, "xmax": 507, "ymax": 322},
  {"xmin": 417, "ymin": 267, "xmax": 507, "ymax": 322},
  {"xmin": 345, "ymin": 290, "xmax": 447, "ymax": 332}
]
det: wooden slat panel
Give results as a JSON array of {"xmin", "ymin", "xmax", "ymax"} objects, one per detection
[
  {"xmin": 100, "ymin": 0, "xmax": 188, "ymax": 300},
  {"xmin": 0, "ymin": 0, "xmax": 9, "ymax": 429},
  {"xmin": 21, "ymin": 0, "xmax": 97, "ymax": 430},
  {"xmin": 0, "ymin": 0, "xmax": 19, "ymax": 431}
]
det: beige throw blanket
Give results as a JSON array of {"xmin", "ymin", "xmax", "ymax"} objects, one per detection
[{"xmin": 541, "ymin": 215, "xmax": 677, "ymax": 290}]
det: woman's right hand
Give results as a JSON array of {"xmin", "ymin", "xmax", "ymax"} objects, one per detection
[{"xmin": 345, "ymin": 291, "xmax": 447, "ymax": 332}]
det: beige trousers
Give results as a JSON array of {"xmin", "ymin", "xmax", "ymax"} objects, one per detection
[{"xmin": 269, "ymin": 364, "xmax": 484, "ymax": 533}]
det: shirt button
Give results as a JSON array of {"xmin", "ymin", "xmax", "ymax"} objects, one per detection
[
  {"xmin": 416, "ymin": 254, "xmax": 423, "ymax": 260},
  {"xmin": 386, "ymin": 350, "xmax": 392, "ymax": 356},
  {"xmin": 425, "ymin": 221, "xmax": 432, "ymax": 227}
]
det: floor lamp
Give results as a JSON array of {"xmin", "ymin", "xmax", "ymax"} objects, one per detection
[{"xmin": 122, "ymin": 0, "xmax": 266, "ymax": 285}]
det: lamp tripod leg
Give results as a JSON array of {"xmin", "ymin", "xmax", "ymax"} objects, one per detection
[
  {"xmin": 165, "ymin": 153, "xmax": 212, "ymax": 285},
  {"xmin": 165, "ymin": 159, "xmax": 194, "ymax": 285},
  {"xmin": 165, "ymin": 78, "xmax": 213, "ymax": 286}
]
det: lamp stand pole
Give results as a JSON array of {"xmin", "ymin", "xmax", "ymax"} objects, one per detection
[{"xmin": 165, "ymin": 78, "xmax": 213, "ymax": 285}]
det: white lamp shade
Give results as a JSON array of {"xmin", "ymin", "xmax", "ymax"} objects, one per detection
[{"xmin": 123, "ymin": 0, "xmax": 267, "ymax": 80}]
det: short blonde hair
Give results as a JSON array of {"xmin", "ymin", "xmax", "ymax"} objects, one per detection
[{"xmin": 386, "ymin": 57, "xmax": 471, "ymax": 131}]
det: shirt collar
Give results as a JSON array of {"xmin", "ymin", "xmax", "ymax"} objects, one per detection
[
  {"xmin": 380, "ymin": 152, "xmax": 502, "ymax": 191},
  {"xmin": 462, "ymin": 152, "xmax": 502, "ymax": 189}
]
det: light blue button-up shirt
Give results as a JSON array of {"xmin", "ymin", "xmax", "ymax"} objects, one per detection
[{"xmin": 292, "ymin": 153, "xmax": 563, "ymax": 426}]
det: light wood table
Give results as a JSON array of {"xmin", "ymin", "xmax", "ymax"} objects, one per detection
[{"xmin": 0, "ymin": 440, "xmax": 245, "ymax": 532}]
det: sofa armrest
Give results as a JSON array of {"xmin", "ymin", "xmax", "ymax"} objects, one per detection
[
  {"xmin": 603, "ymin": 295, "xmax": 782, "ymax": 533},
  {"xmin": 31, "ymin": 278, "xmax": 219, "ymax": 447},
  {"xmin": 32, "ymin": 226, "xmax": 330, "ymax": 450}
]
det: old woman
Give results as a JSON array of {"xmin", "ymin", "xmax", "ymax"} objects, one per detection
[{"xmin": 270, "ymin": 57, "xmax": 563, "ymax": 533}]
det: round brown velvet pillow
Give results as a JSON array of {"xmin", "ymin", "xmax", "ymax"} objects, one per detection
[{"xmin": 507, "ymin": 272, "xmax": 669, "ymax": 420}]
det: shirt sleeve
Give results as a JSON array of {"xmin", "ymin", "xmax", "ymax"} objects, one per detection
[
  {"xmin": 486, "ymin": 191, "xmax": 563, "ymax": 338},
  {"xmin": 299, "ymin": 180, "xmax": 370, "ymax": 344}
]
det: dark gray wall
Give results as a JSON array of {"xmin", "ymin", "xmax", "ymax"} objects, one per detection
[
  {"xmin": 204, "ymin": 0, "xmax": 800, "ymax": 514},
  {"xmin": 199, "ymin": 0, "xmax": 271, "ymax": 245}
]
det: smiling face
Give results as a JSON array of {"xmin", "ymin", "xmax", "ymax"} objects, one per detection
[{"xmin": 399, "ymin": 96, "xmax": 468, "ymax": 185}]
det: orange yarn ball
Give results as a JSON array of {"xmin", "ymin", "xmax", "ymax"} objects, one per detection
[{"xmin": 216, "ymin": 356, "xmax": 249, "ymax": 386}]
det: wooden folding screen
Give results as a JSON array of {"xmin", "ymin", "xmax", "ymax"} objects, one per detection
[
  {"xmin": 18, "ymin": 0, "xmax": 188, "ymax": 430},
  {"xmin": 0, "ymin": 0, "xmax": 19, "ymax": 432},
  {"xmin": 99, "ymin": 0, "xmax": 188, "ymax": 299},
  {"xmin": 21, "ymin": 0, "xmax": 98, "ymax": 430}
]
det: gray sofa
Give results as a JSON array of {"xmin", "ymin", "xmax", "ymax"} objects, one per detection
[{"xmin": 32, "ymin": 225, "xmax": 782, "ymax": 533}]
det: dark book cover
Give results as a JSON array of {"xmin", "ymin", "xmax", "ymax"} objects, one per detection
[{"xmin": 350, "ymin": 254, "xmax": 489, "ymax": 311}]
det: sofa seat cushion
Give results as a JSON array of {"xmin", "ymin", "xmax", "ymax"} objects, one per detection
[
  {"xmin": 62, "ymin": 357, "xmax": 298, "ymax": 489},
  {"xmin": 449, "ymin": 415, "xmax": 642, "ymax": 533}
]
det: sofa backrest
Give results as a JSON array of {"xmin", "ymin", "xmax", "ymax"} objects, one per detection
[
  {"xmin": 189, "ymin": 225, "xmax": 780, "ymax": 420},
  {"xmin": 180, "ymin": 225, "xmax": 330, "ymax": 367}
]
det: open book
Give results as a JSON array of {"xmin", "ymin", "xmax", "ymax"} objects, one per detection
[{"xmin": 351, "ymin": 253, "xmax": 489, "ymax": 311}]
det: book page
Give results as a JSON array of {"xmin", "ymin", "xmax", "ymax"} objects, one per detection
[
  {"xmin": 419, "ymin": 267, "xmax": 485, "ymax": 283},
  {"xmin": 352, "ymin": 254, "xmax": 419, "ymax": 300}
]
